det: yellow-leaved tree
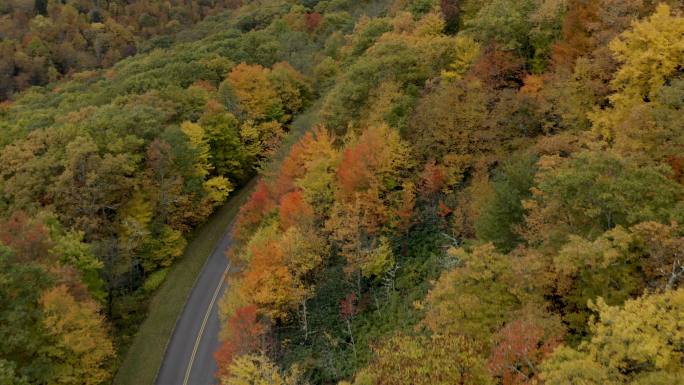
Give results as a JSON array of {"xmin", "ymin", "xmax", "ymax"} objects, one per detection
[
  {"xmin": 540, "ymin": 288, "xmax": 684, "ymax": 384},
  {"xmin": 39, "ymin": 285, "xmax": 115, "ymax": 385},
  {"xmin": 591, "ymin": 4, "xmax": 684, "ymax": 161},
  {"xmin": 221, "ymin": 354, "xmax": 304, "ymax": 385}
]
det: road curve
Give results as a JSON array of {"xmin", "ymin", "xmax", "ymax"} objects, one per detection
[{"xmin": 155, "ymin": 226, "xmax": 234, "ymax": 385}]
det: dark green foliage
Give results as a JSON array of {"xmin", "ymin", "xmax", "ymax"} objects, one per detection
[
  {"xmin": 528, "ymin": 151, "xmax": 684, "ymax": 247},
  {"xmin": 0, "ymin": 246, "xmax": 52, "ymax": 384},
  {"xmin": 475, "ymin": 154, "xmax": 537, "ymax": 252},
  {"xmin": 409, "ymin": 0, "xmax": 438, "ymax": 18}
]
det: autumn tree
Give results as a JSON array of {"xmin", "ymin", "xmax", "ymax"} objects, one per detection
[
  {"xmin": 327, "ymin": 125, "xmax": 412, "ymax": 280},
  {"xmin": 267, "ymin": 62, "xmax": 313, "ymax": 122},
  {"xmin": 232, "ymin": 181, "xmax": 276, "ymax": 246},
  {"xmin": 353, "ymin": 333, "xmax": 493, "ymax": 385},
  {"xmin": 39, "ymin": 285, "xmax": 115, "ymax": 385},
  {"xmin": 421, "ymin": 244, "xmax": 519, "ymax": 341},
  {"xmin": 226, "ymin": 63, "xmax": 282, "ymax": 121},
  {"xmin": 274, "ymin": 127, "xmax": 339, "ymax": 210},
  {"xmin": 279, "ymin": 190, "xmax": 315, "ymax": 230},
  {"xmin": 540, "ymin": 289, "xmax": 684, "ymax": 384},
  {"xmin": 408, "ymin": 78, "xmax": 494, "ymax": 168},
  {"xmin": 591, "ymin": 4, "xmax": 684, "ymax": 162},
  {"xmin": 199, "ymin": 102, "xmax": 250, "ymax": 181},
  {"xmin": 630, "ymin": 221, "xmax": 684, "ymax": 291},
  {"xmin": 440, "ymin": 0, "xmax": 460, "ymax": 33},
  {"xmin": 52, "ymin": 135, "xmax": 137, "ymax": 238},
  {"xmin": 523, "ymin": 151, "xmax": 683, "ymax": 250},
  {"xmin": 339, "ymin": 292, "xmax": 359, "ymax": 356},
  {"xmin": 0, "ymin": 211, "xmax": 52, "ymax": 262},
  {"xmin": 215, "ymin": 304, "xmax": 266, "ymax": 380},
  {"xmin": 487, "ymin": 307, "xmax": 564, "ymax": 385},
  {"xmin": 552, "ymin": 226, "xmax": 643, "ymax": 337},
  {"xmin": 220, "ymin": 354, "xmax": 304, "ymax": 385},
  {"xmin": 235, "ymin": 224, "xmax": 325, "ymax": 322}
]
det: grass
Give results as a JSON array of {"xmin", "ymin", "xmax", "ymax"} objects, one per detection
[{"xmin": 112, "ymin": 179, "xmax": 256, "ymax": 385}]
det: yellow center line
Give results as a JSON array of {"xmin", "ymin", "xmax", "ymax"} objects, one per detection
[{"xmin": 182, "ymin": 262, "xmax": 231, "ymax": 385}]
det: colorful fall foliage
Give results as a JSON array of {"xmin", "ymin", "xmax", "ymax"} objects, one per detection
[{"xmin": 1, "ymin": 0, "xmax": 683, "ymax": 384}]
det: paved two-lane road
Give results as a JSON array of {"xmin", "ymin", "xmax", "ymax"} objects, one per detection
[{"xmin": 155, "ymin": 227, "xmax": 234, "ymax": 385}]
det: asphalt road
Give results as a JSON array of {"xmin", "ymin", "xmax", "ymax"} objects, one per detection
[{"xmin": 155, "ymin": 226, "xmax": 234, "ymax": 385}]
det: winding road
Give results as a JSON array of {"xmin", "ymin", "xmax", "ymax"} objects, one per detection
[{"xmin": 155, "ymin": 226, "xmax": 234, "ymax": 385}]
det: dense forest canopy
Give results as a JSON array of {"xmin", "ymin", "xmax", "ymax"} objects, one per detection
[
  {"xmin": 0, "ymin": 0, "xmax": 683, "ymax": 384},
  {"xmin": 0, "ymin": 0, "xmax": 249, "ymax": 99}
]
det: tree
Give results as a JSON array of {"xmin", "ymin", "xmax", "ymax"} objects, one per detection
[
  {"xmin": 267, "ymin": 62, "xmax": 313, "ymax": 122},
  {"xmin": 523, "ymin": 151, "xmax": 683, "ymax": 250},
  {"xmin": 181, "ymin": 121, "xmax": 212, "ymax": 179},
  {"xmin": 421, "ymin": 244, "xmax": 519, "ymax": 341},
  {"xmin": 237, "ymin": 224, "xmax": 323, "ymax": 321},
  {"xmin": 463, "ymin": 0, "xmax": 565, "ymax": 70},
  {"xmin": 339, "ymin": 292, "xmax": 358, "ymax": 357},
  {"xmin": 225, "ymin": 63, "xmax": 282, "ymax": 121},
  {"xmin": 336, "ymin": 125, "xmax": 411, "ymax": 199},
  {"xmin": 327, "ymin": 125, "xmax": 412, "ymax": 280},
  {"xmin": 408, "ymin": 79, "xmax": 493, "ymax": 166},
  {"xmin": 440, "ymin": 0, "xmax": 460, "ymax": 33},
  {"xmin": 591, "ymin": 4, "xmax": 684, "ymax": 161},
  {"xmin": 353, "ymin": 333, "xmax": 493, "ymax": 385},
  {"xmin": 220, "ymin": 354, "xmax": 304, "ymax": 385},
  {"xmin": 0, "ymin": 359, "xmax": 29, "ymax": 385},
  {"xmin": 475, "ymin": 155, "xmax": 537, "ymax": 252},
  {"xmin": 0, "ymin": 128, "xmax": 62, "ymax": 211},
  {"xmin": 630, "ymin": 221, "xmax": 684, "ymax": 291},
  {"xmin": 0, "ymin": 211, "xmax": 52, "ymax": 263},
  {"xmin": 274, "ymin": 127, "xmax": 338, "ymax": 203},
  {"xmin": 53, "ymin": 135, "xmax": 137, "ymax": 238},
  {"xmin": 0, "ymin": 246, "xmax": 53, "ymax": 384},
  {"xmin": 34, "ymin": 0, "xmax": 48, "ymax": 16},
  {"xmin": 145, "ymin": 138, "xmax": 182, "ymax": 225},
  {"xmin": 290, "ymin": 128, "xmax": 340, "ymax": 216},
  {"xmin": 605, "ymin": 4, "xmax": 683, "ymax": 106},
  {"xmin": 232, "ymin": 181, "xmax": 276, "ymax": 245},
  {"xmin": 540, "ymin": 289, "xmax": 684, "ymax": 385},
  {"xmin": 278, "ymin": 190, "xmax": 314, "ymax": 230},
  {"xmin": 464, "ymin": 0, "xmax": 538, "ymax": 53},
  {"xmin": 215, "ymin": 304, "xmax": 266, "ymax": 380},
  {"xmin": 553, "ymin": 226, "xmax": 643, "ymax": 338},
  {"xmin": 441, "ymin": 35, "xmax": 481, "ymax": 80},
  {"xmin": 39, "ymin": 285, "xmax": 115, "ymax": 385},
  {"xmin": 46, "ymin": 218, "xmax": 106, "ymax": 301},
  {"xmin": 140, "ymin": 225, "xmax": 186, "ymax": 271},
  {"xmin": 199, "ymin": 102, "xmax": 249, "ymax": 181},
  {"xmin": 487, "ymin": 308, "xmax": 564, "ymax": 385},
  {"xmin": 326, "ymin": 188, "xmax": 389, "ymax": 280}
]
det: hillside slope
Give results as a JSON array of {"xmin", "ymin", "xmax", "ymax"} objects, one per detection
[
  {"xmin": 215, "ymin": 1, "xmax": 684, "ymax": 384},
  {"xmin": 1, "ymin": 0, "xmax": 683, "ymax": 384}
]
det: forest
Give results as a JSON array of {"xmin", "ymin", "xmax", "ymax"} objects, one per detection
[{"xmin": 0, "ymin": 0, "xmax": 683, "ymax": 384}]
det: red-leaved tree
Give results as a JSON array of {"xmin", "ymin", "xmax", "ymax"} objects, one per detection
[
  {"xmin": 215, "ymin": 304, "xmax": 265, "ymax": 379},
  {"xmin": 232, "ymin": 181, "xmax": 275, "ymax": 245},
  {"xmin": 279, "ymin": 190, "xmax": 314, "ymax": 230},
  {"xmin": 487, "ymin": 316, "xmax": 563, "ymax": 385}
]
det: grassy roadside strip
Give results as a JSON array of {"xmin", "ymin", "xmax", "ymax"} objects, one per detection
[{"xmin": 112, "ymin": 178, "xmax": 257, "ymax": 385}]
